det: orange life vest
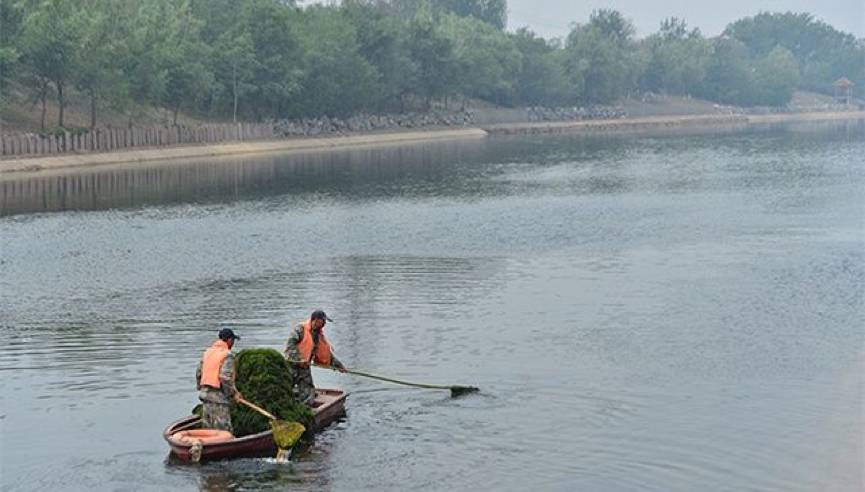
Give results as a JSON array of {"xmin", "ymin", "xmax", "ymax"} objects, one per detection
[
  {"xmin": 297, "ymin": 320, "xmax": 333, "ymax": 366},
  {"xmin": 199, "ymin": 340, "xmax": 231, "ymax": 388}
]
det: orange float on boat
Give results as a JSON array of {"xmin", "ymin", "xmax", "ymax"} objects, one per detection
[{"xmin": 170, "ymin": 429, "xmax": 235, "ymax": 445}]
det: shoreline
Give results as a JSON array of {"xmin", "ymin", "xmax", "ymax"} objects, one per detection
[
  {"xmin": 1, "ymin": 111, "xmax": 863, "ymax": 174},
  {"xmin": 482, "ymin": 110, "xmax": 865, "ymax": 135},
  {"xmin": 0, "ymin": 128, "xmax": 489, "ymax": 174}
]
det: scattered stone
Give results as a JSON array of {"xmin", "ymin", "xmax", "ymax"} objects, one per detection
[{"xmin": 273, "ymin": 111, "xmax": 474, "ymax": 138}]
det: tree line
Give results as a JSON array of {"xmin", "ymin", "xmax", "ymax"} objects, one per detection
[{"xmin": 1, "ymin": 0, "xmax": 863, "ymax": 130}]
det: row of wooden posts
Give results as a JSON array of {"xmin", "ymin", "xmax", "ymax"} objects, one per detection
[{"xmin": 0, "ymin": 123, "xmax": 275, "ymax": 158}]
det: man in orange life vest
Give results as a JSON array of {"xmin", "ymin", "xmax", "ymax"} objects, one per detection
[
  {"xmin": 196, "ymin": 328, "xmax": 244, "ymax": 433},
  {"xmin": 284, "ymin": 310, "xmax": 347, "ymax": 405}
]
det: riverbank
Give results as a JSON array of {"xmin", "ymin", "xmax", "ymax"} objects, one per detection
[
  {"xmin": 0, "ymin": 128, "xmax": 488, "ymax": 174},
  {"xmin": 482, "ymin": 111, "xmax": 865, "ymax": 135},
  {"xmin": 2, "ymin": 110, "xmax": 863, "ymax": 174}
]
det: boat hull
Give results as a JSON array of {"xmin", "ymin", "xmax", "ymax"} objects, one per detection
[{"xmin": 164, "ymin": 388, "xmax": 346, "ymax": 463}]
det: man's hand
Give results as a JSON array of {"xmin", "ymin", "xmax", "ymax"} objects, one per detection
[
  {"xmin": 233, "ymin": 392, "xmax": 244, "ymax": 402},
  {"xmin": 337, "ymin": 366, "xmax": 347, "ymax": 373}
]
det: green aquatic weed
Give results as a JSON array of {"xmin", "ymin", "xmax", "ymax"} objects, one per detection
[{"xmin": 192, "ymin": 348, "xmax": 313, "ymax": 437}]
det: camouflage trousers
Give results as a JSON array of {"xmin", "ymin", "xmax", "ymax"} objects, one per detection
[
  {"xmin": 201, "ymin": 402, "xmax": 233, "ymax": 433},
  {"xmin": 289, "ymin": 364, "xmax": 316, "ymax": 405}
]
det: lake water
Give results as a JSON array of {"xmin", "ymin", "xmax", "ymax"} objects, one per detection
[{"xmin": 1, "ymin": 122, "xmax": 863, "ymax": 491}]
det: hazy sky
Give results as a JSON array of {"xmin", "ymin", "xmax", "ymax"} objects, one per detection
[{"xmin": 507, "ymin": 0, "xmax": 865, "ymax": 39}]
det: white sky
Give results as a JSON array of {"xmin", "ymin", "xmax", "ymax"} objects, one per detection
[{"xmin": 506, "ymin": 0, "xmax": 865, "ymax": 39}]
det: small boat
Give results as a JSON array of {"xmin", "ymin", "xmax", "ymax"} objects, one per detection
[{"xmin": 164, "ymin": 388, "xmax": 347, "ymax": 463}]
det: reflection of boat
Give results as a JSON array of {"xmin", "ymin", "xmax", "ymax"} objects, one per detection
[{"xmin": 164, "ymin": 388, "xmax": 347, "ymax": 463}]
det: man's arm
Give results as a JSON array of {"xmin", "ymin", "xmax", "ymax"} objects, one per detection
[
  {"xmin": 219, "ymin": 354, "xmax": 240, "ymax": 400},
  {"xmin": 329, "ymin": 353, "xmax": 346, "ymax": 371},
  {"xmin": 195, "ymin": 358, "xmax": 203, "ymax": 390},
  {"xmin": 283, "ymin": 324, "xmax": 304, "ymax": 364}
]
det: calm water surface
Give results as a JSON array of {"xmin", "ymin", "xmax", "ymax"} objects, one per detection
[{"xmin": 1, "ymin": 122, "xmax": 863, "ymax": 491}]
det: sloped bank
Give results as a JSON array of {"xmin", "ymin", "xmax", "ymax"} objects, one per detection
[
  {"xmin": 0, "ymin": 128, "xmax": 489, "ymax": 174},
  {"xmin": 481, "ymin": 111, "xmax": 865, "ymax": 135},
  {"xmin": 2, "ymin": 110, "xmax": 862, "ymax": 175}
]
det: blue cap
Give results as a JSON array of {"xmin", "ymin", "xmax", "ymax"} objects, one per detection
[{"xmin": 311, "ymin": 310, "xmax": 333, "ymax": 322}]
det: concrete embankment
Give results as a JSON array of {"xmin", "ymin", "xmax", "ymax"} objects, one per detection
[
  {"xmin": 2, "ymin": 111, "xmax": 862, "ymax": 175},
  {"xmin": 0, "ymin": 128, "xmax": 488, "ymax": 174},
  {"xmin": 482, "ymin": 111, "xmax": 865, "ymax": 135}
]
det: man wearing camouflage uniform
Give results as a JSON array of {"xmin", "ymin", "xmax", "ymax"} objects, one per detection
[
  {"xmin": 196, "ymin": 328, "xmax": 244, "ymax": 433},
  {"xmin": 284, "ymin": 310, "xmax": 346, "ymax": 405}
]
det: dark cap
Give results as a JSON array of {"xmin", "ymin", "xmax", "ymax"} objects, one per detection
[
  {"xmin": 218, "ymin": 328, "xmax": 240, "ymax": 341},
  {"xmin": 310, "ymin": 309, "xmax": 333, "ymax": 322}
]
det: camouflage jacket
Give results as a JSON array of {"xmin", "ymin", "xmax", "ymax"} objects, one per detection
[
  {"xmin": 283, "ymin": 322, "xmax": 345, "ymax": 370},
  {"xmin": 195, "ymin": 352, "xmax": 238, "ymax": 404}
]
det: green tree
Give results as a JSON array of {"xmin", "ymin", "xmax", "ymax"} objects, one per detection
[
  {"xmin": 214, "ymin": 31, "xmax": 257, "ymax": 122},
  {"xmin": 510, "ymin": 28, "xmax": 570, "ymax": 105},
  {"xmin": 441, "ymin": 0, "xmax": 506, "ymax": 30},
  {"xmin": 19, "ymin": 0, "xmax": 84, "ymax": 128},
  {"xmin": 753, "ymin": 45, "xmax": 800, "ymax": 106},
  {"xmin": 698, "ymin": 37, "xmax": 755, "ymax": 106},
  {"xmin": 563, "ymin": 10, "xmax": 641, "ymax": 104},
  {"xmin": 386, "ymin": 0, "xmax": 506, "ymax": 29},
  {"xmin": 439, "ymin": 14, "xmax": 521, "ymax": 105},
  {"xmin": 0, "ymin": 1, "xmax": 22, "ymax": 108},
  {"xmin": 293, "ymin": 6, "xmax": 379, "ymax": 117},
  {"xmin": 639, "ymin": 18, "xmax": 711, "ymax": 95},
  {"xmin": 341, "ymin": 0, "xmax": 417, "ymax": 111},
  {"xmin": 406, "ymin": 12, "xmax": 460, "ymax": 108},
  {"xmin": 72, "ymin": 0, "xmax": 129, "ymax": 128},
  {"xmin": 725, "ymin": 12, "xmax": 865, "ymax": 96},
  {"xmin": 240, "ymin": 0, "xmax": 303, "ymax": 119}
]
